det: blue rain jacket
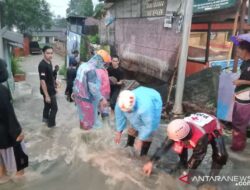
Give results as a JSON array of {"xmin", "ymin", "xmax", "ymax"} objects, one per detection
[{"xmin": 115, "ymin": 87, "xmax": 162, "ymax": 140}]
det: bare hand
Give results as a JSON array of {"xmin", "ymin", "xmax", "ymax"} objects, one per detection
[
  {"xmin": 45, "ymin": 95, "xmax": 51, "ymax": 103},
  {"xmin": 100, "ymin": 98, "xmax": 108, "ymax": 110},
  {"xmin": 16, "ymin": 133, "xmax": 24, "ymax": 142},
  {"xmin": 143, "ymin": 161, "xmax": 153, "ymax": 176},
  {"xmin": 114, "ymin": 132, "xmax": 122, "ymax": 144},
  {"xmin": 116, "ymin": 81, "xmax": 123, "ymax": 85},
  {"xmin": 233, "ymin": 80, "xmax": 243, "ymax": 86},
  {"xmin": 134, "ymin": 140, "xmax": 143, "ymax": 151}
]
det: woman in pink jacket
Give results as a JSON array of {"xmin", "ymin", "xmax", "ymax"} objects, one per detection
[{"xmin": 96, "ymin": 68, "xmax": 111, "ymax": 118}]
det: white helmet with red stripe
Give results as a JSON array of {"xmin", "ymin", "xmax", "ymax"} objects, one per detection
[
  {"xmin": 167, "ymin": 119, "xmax": 190, "ymax": 141},
  {"xmin": 117, "ymin": 90, "xmax": 136, "ymax": 112}
]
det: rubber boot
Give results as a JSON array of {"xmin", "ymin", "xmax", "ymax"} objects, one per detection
[
  {"xmin": 126, "ymin": 135, "xmax": 136, "ymax": 147},
  {"xmin": 140, "ymin": 141, "xmax": 152, "ymax": 156}
]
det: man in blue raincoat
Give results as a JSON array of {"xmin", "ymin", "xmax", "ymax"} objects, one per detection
[
  {"xmin": 114, "ymin": 87, "xmax": 162, "ymax": 156},
  {"xmin": 73, "ymin": 50, "xmax": 110, "ymax": 130}
]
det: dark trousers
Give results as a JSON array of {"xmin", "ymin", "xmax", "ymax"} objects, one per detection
[
  {"xmin": 179, "ymin": 136, "xmax": 228, "ymax": 176},
  {"xmin": 65, "ymin": 84, "xmax": 73, "ymax": 102},
  {"xmin": 43, "ymin": 95, "xmax": 58, "ymax": 127},
  {"xmin": 110, "ymin": 87, "xmax": 121, "ymax": 110}
]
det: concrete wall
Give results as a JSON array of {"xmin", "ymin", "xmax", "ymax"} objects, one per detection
[{"xmin": 115, "ymin": 17, "xmax": 181, "ymax": 82}]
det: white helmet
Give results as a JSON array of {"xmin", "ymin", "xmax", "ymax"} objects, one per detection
[
  {"xmin": 167, "ymin": 119, "xmax": 190, "ymax": 141},
  {"xmin": 117, "ymin": 90, "xmax": 136, "ymax": 112}
]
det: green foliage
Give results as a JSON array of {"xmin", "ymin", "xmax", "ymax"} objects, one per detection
[
  {"xmin": 80, "ymin": 36, "xmax": 90, "ymax": 62},
  {"xmin": 11, "ymin": 56, "xmax": 25, "ymax": 75},
  {"xmin": 87, "ymin": 34, "xmax": 100, "ymax": 44},
  {"xmin": 59, "ymin": 63, "xmax": 67, "ymax": 77},
  {"xmin": 53, "ymin": 16, "xmax": 67, "ymax": 28},
  {"xmin": 4, "ymin": 0, "xmax": 53, "ymax": 33},
  {"xmin": 67, "ymin": 0, "xmax": 93, "ymax": 17},
  {"xmin": 93, "ymin": 3, "xmax": 105, "ymax": 19}
]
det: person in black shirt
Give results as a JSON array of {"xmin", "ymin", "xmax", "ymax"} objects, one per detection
[
  {"xmin": 69, "ymin": 50, "xmax": 79, "ymax": 67},
  {"xmin": 38, "ymin": 46, "xmax": 58, "ymax": 128},
  {"xmin": 0, "ymin": 59, "xmax": 28, "ymax": 183},
  {"xmin": 65, "ymin": 62, "xmax": 77, "ymax": 102},
  {"xmin": 107, "ymin": 55, "xmax": 124, "ymax": 110}
]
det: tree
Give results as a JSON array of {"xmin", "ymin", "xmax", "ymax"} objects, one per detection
[
  {"xmin": 93, "ymin": 3, "xmax": 105, "ymax": 19},
  {"xmin": 53, "ymin": 15, "xmax": 67, "ymax": 28},
  {"xmin": 4, "ymin": 0, "xmax": 53, "ymax": 33},
  {"xmin": 67, "ymin": 0, "xmax": 94, "ymax": 17}
]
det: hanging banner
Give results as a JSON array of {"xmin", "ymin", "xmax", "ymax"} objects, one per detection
[{"xmin": 193, "ymin": 0, "xmax": 238, "ymax": 13}]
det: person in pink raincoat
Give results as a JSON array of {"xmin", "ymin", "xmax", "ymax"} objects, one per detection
[
  {"xmin": 72, "ymin": 50, "xmax": 111, "ymax": 130},
  {"xmin": 96, "ymin": 68, "xmax": 111, "ymax": 118}
]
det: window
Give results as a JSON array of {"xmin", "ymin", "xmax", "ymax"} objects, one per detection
[
  {"xmin": 208, "ymin": 31, "xmax": 231, "ymax": 61},
  {"xmin": 188, "ymin": 32, "xmax": 208, "ymax": 62}
]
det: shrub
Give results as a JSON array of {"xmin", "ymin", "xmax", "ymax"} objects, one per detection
[
  {"xmin": 87, "ymin": 34, "xmax": 100, "ymax": 44},
  {"xmin": 80, "ymin": 35, "xmax": 91, "ymax": 62},
  {"xmin": 59, "ymin": 62, "xmax": 67, "ymax": 77},
  {"xmin": 11, "ymin": 56, "xmax": 25, "ymax": 75}
]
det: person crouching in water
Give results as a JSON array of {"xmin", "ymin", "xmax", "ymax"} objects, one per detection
[
  {"xmin": 114, "ymin": 87, "xmax": 162, "ymax": 156},
  {"xmin": 143, "ymin": 113, "xmax": 228, "ymax": 177}
]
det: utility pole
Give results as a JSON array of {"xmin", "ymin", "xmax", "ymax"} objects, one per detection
[{"xmin": 172, "ymin": 0, "xmax": 193, "ymax": 116}]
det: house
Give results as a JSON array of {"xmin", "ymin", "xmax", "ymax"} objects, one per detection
[
  {"xmin": 84, "ymin": 17, "xmax": 100, "ymax": 35},
  {"xmin": 100, "ymin": 0, "xmax": 248, "ymax": 82},
  {"xmin": 31, "ymin": 26, "xmax": 66, "ymax": 44},
  {"xmin": 99, "ymin": 0, "xmax": 184, "ymax": 84},
  {"xmin": 186, "ymin": 0, "xmax": 248, "ymax": 76},
  {"xmin": 0, "ymin": 0, "xmax": 24, "ymax": 92}
]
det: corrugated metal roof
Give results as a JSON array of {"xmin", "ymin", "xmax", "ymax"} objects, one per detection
[
  {"xmin": 8, "ymin": 41, "xmax": 23, "ymax": 48},
  {"xmin": 31, "ymin": 27, "xmax": 66, "ymax": 37},
  {"xmin": 31, "ymin": 31, "xmax": 64, "ymax": 37},
  {"xmin": 2, "ymin": 30, "xmax": 23, "ymax": 45}
]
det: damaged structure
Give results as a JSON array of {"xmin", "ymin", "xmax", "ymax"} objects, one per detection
[{"xmin": 99, "ymin": 0, "xmax": 184, "ymax": 84}]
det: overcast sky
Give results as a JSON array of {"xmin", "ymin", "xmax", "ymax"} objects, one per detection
[{"xmin": 46, "ymin": 0, "xmax": 99, "ymax": 17}]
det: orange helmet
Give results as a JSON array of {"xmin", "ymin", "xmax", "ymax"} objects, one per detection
[{"xmin": 96, "ymin": 49, "xmax": 111, "ymax": 63}]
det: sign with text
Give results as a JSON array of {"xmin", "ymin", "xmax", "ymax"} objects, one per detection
[
  {"xmin": 142, "ymin": 0, "xmax": 167, "ymax": 17},
  {"xmin": 193, "ymin": 0, "xmax": 238, "ymax": 13}
]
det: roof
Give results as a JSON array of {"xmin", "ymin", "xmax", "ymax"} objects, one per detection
[
  {"xmin": 85, "ymin": 17, "xmax": 100, "ymax": 26},
  {"xmin": 31, "ymin": 27, "xmax": 66, "ymax": 37},
  {"xmin": 0, "ymin": 27, "xmax": 23, "ymax": 46},
  {"xmin": 66, "ymin": 16, "xmax": 86, "ymax": 24}
]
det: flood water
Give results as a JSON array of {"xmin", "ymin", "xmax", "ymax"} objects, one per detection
[{"xmin": 1, "ymin": 55, "xmax": 249, "ymax": 190}]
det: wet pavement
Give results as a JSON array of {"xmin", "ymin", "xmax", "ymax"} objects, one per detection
[{"xmin": 1, "ymin": 54, "xmax": 250, "ymax": 190}]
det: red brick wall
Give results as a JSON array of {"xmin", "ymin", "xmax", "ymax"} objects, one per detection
[{"xmin": 23, "ymin": 37, "xmax": 30, "ymax": 56}]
